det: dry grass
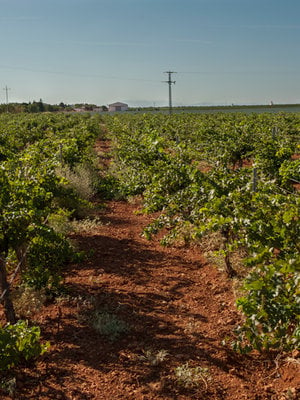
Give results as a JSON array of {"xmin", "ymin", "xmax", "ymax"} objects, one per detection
[
  {"xmin": 57, "ymin": 164, "xmax": 97, "ymax": 201},
  {"xmin": 139, "ymin": 349, "xmax": 169, "ymax": 366},
  {"xmin": 196, "ymin": 231, "xmax": 248, "ymax": 275},
  {"xmin": 11, "ymin": 286, "xmax": 46, "ymax": 318},
  {"xmin": 70, "ymin": 217, "xmax": 103, "ymax": 233},
  {"xmin": 174, "ymin": 362, "xmax": 211, "ymax": 389}
]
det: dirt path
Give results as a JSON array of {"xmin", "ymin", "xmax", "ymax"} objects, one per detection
[
  {"xmin": 5, "ymin": 199, "xmax": 297, "ymax": 400},
  {"xmin": 1, "ymin": 140, "xmax": 299, "ymax": 399}
]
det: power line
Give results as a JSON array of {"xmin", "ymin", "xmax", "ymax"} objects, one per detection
[
  {"xmin": 3, "ymin": 85, "xmax": 11, "ymax": 113},
  {"xmin": 0, "ymin": 64, "xmax": 160, "ymax": 83},
  {"xmin": 163, "ymin": 71, "xmax": 176, "ymax": 114}
]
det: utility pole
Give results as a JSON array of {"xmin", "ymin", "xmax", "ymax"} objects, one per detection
[
  {"xmin": 164, "ymin": 71, "xmax": 176, "ymax": 114},
  {"xmin": 3, "ymin": 86, "xmax": 11, "ymax": 113}
]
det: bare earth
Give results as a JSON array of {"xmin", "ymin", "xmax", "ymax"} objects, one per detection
[{"xmin": 0, "ymin": 140, "xmax": 299, "ymax": 399}]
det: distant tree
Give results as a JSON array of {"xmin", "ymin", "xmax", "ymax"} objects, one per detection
[
  {"xmin": 37, "ymin": 99, "xmax": 45, "ymax": 112},
  {"xmin": 0, "ymin": 101, "xmax": 101, "ymax": 113},
  {"xmin": 27, "ymin": 101, "xmax": 39, "ymax": 113},
  {"xmin": 84, "ymin": 104, "xmax": 94, "ymax": 111}
]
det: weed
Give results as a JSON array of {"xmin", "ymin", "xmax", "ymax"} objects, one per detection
[
  {"xmin": 48, "ymin": 209, "xmax": 72, "ymax": 235},
  {"xmin": 280, "ymin": 387, "xmax": 299, "ymax": 400},
  {"xmin": 92, "ymin": 310, "xmax": 129, "ymax": 341},
  {"xmin": 11, "ymin": 285, "xmax": 46, "ymax": 318},
  {"xmin": 0, "ymin": 377, "xmax": 16, "ymax": 396},
  {"xmin": 174, "ymin": 362, "xmax": 210, "ymax": 389},
  {"xmin": 183, "ymin": 318, "xmax": 202, "ymax": 336},
  {"xmin": 139, "ymin": 349, "xmax": 169, "ymax": 366},
  {"xmin": 57, "ymin": 164, "xmax": 97, "ymax": 201},
  {"xmin": 70, "ymin": 217, "xmax": 102, "ymax": 233}
]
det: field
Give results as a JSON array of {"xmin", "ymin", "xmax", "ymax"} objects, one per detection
[
  {"xmin": 127, "ymin": 103, "xmax": 300, "ymax": 114},
  {"xmin": 0, "ymin": 112, "xmax": 299, "ymax": 399}
]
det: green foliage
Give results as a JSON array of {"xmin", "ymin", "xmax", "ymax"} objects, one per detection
[
  {"xmin": 105, "ymin": 112, "xmax": 300, "ymax": 353},
  {"xmin": 0, "ymin": 112, "xmax": 103, "ymax": 322},
  {"xmin": 1, "ymin": 111, "xmax": 299, "ymax": 354},
  {"xmin": 234, "ymin": 263, "xmax": 300, "ymax": 353},
  {"xmin": 24, "ymin": 227, "xmax": 75, "ymax": 290},
  {"xmin": 279, "ymin": 159, "xmax": 300, "ymax": 186},
  {"xmin": 47, "ymin": 209, "xmax": 72, "ymax": 235},
  {"xmin": 0, "ymin": 320, "xmax": 49, "ymax": 371},
  {"xmin": 96, "ymin": 174, "xmax": 123, "ymax": 200},
  {"xmin": 253, "ymin": 138, "xmax": 294, "ymax": 179}
]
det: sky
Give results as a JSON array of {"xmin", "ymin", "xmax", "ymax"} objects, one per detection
[{"xmin": 0, "ymin": 0, "xmax": 300, "ymax": 107}]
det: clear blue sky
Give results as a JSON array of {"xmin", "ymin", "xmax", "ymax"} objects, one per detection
[{"xmin": 0, "ymin": 0, "xmax": 299, "ymax": 106}]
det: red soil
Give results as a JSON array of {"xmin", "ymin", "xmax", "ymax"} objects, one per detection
[{"xmin": 0, "ymin": 140, "xmax": 299, "ymax": 399}]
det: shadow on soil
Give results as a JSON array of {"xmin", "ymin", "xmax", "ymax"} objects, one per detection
[
  {"xmin": 69, "ymin": 233, "xmax": 201, "ymax": 286},
  {"xmin": 13, "ymin": 225, "xmax": 246, "ymax": 399}
]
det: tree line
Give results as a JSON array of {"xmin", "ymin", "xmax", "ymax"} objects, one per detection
[{"xmin": 0, "ymin": 100, "xmax": 108, "ymax": 113}]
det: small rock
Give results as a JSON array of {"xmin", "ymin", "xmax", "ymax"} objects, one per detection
[
  {"xmin": 148, "ymin": 381, "xmax": 164, "ymax": 392},
  {"xmin": 291, "ymin": 349, "xmax": 300, "ymax": 358},
  {"xmin": 226, "ymin": 318, "xmax": 235, "ymax": 325}
]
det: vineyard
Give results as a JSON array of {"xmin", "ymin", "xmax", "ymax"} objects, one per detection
[{"xmin": 0, "ymin": 111, "xmax": 299, "ymax": 399}]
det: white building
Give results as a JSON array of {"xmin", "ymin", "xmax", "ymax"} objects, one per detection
[{"xmin": 108, "ymin": 102, "xmax": 129, "ymax": 112}]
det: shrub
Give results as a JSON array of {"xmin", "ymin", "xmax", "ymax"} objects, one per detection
[
  {"xmin": 233, "ymin": 264, "xmax": 300, "ymax": 353},
  {"xmin": 0, "ymin": 320, "xmax": 49, "ymax": 371},
  {"xmin": 96, "ymin": 174, "xmax": 123, "ymax": 200},
  {"xmin": 57, "ymin": 164, "xmax": 97, "ymax": 201},
  {"xmin": 24, "ymin": 227, "xmax": 75, "ymax": 290}
]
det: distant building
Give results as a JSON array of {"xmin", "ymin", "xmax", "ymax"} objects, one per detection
[
  {"xmin": 108, "ymin": 102, "xmax": 129, "ymax": 112},
  {"xmin": 92, "ymin": 107, "xmax": 102, "ymax": 112}
]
